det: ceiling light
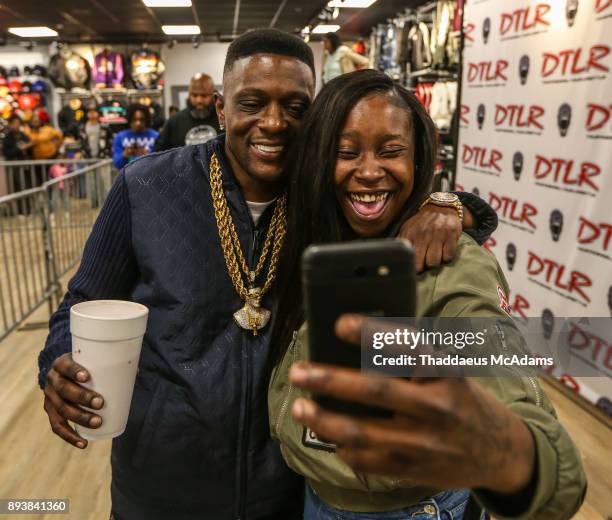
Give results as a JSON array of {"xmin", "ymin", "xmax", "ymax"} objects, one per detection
[
  {"xmin": 8, "ymin": 26, "xmax": 58, "ymax": 38},
  {"xmin": 143, "ymin": 0, "xmax": 192, "ymax": 6},
  {"xmin": 328, "ymin": 0, "xmax": 377, "ymax": 8},
  {"xmin": 162, "ymin": 25, "xmax": 201, "ymax": 35},
  {"xmin": 312, "ymin": 24, "xmax": 341, "ymax": 34}
]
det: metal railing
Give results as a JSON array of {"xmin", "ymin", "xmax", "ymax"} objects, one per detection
[
  {"xmin": 0, "ymin": 158, "xmax": 102, "ymax": 196},
  {"xmin": 0, "ymin": 159, "xmax": 113, "ymax": 341}
]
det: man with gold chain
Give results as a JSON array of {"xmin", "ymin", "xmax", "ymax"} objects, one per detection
[{"xmin": 38, "ymin": 30, "xmax": 497, "ymax": 520}]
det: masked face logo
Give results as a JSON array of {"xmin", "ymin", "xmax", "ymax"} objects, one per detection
[
  {"xmin": 549, "ymin": 210, "xmax": 564, "ymax": 241},
  {"xmin": 519, "ymin": 55, "xmax": 530, "ymax": 85},
  {"xmin": 477, "ymin": 104, "xmax": 485, "ymax": 129},
  {"xmin": 512, "ymin": 152, "xmax": 524, "ymax": 181},
  {"xmin": 483, "ymin": 17, "xmax": 491, "ymax": 44},
  {"xmin": 541, "ymin": 308, "xmax": 555, "ymax": 340},
  {"xmin": 596, "ymin": 397, "xmax": 612, "ymax": 415},
  {"xmin": 557, "ymin": 103, "xmax": 571, "ymax": 137},
  {"xmin": 506, "ymin": 243, "xmax": 517, "ymax": 271},
  {"xmin": 472, "ymin": 187, "xmax": 480, "ymax": 197},
  {"xmin": 566, "ymin": 0, "xmax": 579, "ymax": 27}
]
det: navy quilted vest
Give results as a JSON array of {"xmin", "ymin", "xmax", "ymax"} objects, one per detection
[{"xmin": 110, "ymin": 136, "xmax": 302, "ymax": 519}]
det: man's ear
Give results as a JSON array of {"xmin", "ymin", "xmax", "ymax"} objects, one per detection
[{"xmin": 214, "ymin": 92, "xmax": 225, "ymax": 129}]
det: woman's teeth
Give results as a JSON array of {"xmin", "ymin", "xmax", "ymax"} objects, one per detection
[
  {"xmin": 348, "ymin": 192, "xmax": 391, "ymax": 218},
  {"xmin": 349, "ymin": 192, "xmax": 389, "ymax": 203},
  {"xmin": 253, "ymin": 144, "xmax": 284, "ymax": 153}
]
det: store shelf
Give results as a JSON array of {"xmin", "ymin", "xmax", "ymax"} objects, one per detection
[{"xmin": 410, "ymin": 69, "xmax": 458, "ymax": 80}]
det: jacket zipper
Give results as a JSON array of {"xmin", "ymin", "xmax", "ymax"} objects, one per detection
[
  {"xmin": 207, "ymin": 149, "xmax": 267, "ymax": 520},
  {"xmin": 239, "ymin": 219, "xmax": 267, "ymax": 519},
  {"xmin": 274, "ymin": 331, "xmax": 299, "ymax": 437},
  {"xmin": 527, "ymin": 376, "xmax": 542, "ymax": 408},
  {"xmin": 224, "ymin": 164, "xmax": 275, "ymax": 519}
]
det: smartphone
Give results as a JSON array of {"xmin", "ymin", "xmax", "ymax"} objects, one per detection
[{"xmin": 302, "ymin": 239, "xmax": 416, "ymax": 417}]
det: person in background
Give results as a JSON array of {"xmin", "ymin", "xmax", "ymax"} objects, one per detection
[
  {"xmin": 3, "ymin": 114, "xmax": 35, "ymax": 213},
  {"xmin": 154, "ymin": 73, "xmax": 220, "ymax": 150},
  {"xmin": 322, "ymin": 32, "xmax": 370, "ymax": 84},
  {"xmin": 112, "ymin": 103, "xmax": 159, "ymax": 170},
  {"xmin": 3, "ymin": 114, "xmax": 33, "ymax": 161},
  {"xmin": 48, "ymin": 149, "xmax": 69, "ymax": 215},
  {"xmin": 80, "ymin": 106, "xmax": 109, "ymax": 159},
  {"xmin": 168, "ymin": 105, "xmax": 178, "ymax": 118},
  {"xmin": 23, "ymin": 109, "xmax": 63, "ymax": 187},
  {"xmin": 24, "ymin": 110, "xmax": 63, "ymax": 161}
]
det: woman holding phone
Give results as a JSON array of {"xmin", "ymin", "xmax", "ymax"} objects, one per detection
[{"xmin": 267, "ymin": 70, "xmax": 586, "ymax": 520}]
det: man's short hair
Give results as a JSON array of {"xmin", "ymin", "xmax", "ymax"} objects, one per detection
[
  {"xmin": 126, "ymin": 103, "xmax": 151, "ymax": 127},
  {"xmin": 224, "ymin": 28, "xmax": 315, "ymax": 78}
]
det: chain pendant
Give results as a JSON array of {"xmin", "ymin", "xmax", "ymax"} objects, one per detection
[
  {"xmin": 232, "ymin": 287, "xmax": 271, "ymax": 335},
  {"xmin": 209, "ymin": 154, "xmax": 285, "ymax": 336}
]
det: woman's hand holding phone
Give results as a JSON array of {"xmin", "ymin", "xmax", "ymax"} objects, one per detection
[{"xmin": 289, "ymin": 313, "xmax": 536, "ymax": 495}]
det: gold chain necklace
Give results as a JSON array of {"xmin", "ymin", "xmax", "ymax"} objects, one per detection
[{"xmin": 209, "ymin": 153, "xmax": 287, "ymax": 335}]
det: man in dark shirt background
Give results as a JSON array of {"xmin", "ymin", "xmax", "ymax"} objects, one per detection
[
  {"xmin": 3, "ymin": 114, "xmax": 33, "ymax": 161},
  {"xmin": 3, "ymin": 114, "xmax": 35, "ymax": 213},
  {"xmin": 154, "ymin": 73, "xmax": 220, "ymax": 150}
]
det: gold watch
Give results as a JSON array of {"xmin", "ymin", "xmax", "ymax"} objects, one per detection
[{"xmin": 419, "ymin": 192, "xmax": 464, "ymax": 223}]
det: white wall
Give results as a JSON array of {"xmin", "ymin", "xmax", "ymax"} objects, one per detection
[
  {"xmin": 160, "ymin": 41, "xmax": 325, "ymax": 113},
  {"xmin": 0, "ymin": 45, "xmax": 50, "ymax": 69}
]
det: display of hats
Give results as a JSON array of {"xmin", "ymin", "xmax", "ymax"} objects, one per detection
[
  {"xmin": 0, "ymin": 98, "xmax": 13, "ymax": 119},
  {"xmin": 8, "ymin": 66, "xmax": 20, "ymax": 78},
  {"xmin": 23, "ymin": 65, "xmax": 33, "ymax": 76},
  {"xmin": 0, "ymin": 66, "xmax": 7, "ymax": 78},
  {"xmin": 8, "ymin": 80, "xmax": 22, "ymax": 94},
  {"xmin": 21, "ymin": 80, "xmax": 32, "ymax": 93},
  {"xmin": 31, "ymin": 79, "xmax": 48, "ymax": 93},
  {"xmin": 37, "ymin": 108, "xmax": 50, "ymax": 123},
  {"xmin": 17, "ymin": 93, "xmax": 39, "ymax": 111},
  {"xmin": 0, "ymin": 86, "xmax": 9, "ymax": 97},
  {"xmin": 33, "ymin": 64, "xmax": 47, "ymax": 77}
]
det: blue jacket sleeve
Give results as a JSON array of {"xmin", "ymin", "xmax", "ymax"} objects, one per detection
[
  {"xmin": 454, "ymin": 191, "xmax": 498, "ymax": 245},
  {"xmin": 112, "ymin": 132, "xmax": 128, "ymax": 170},
  {"xmin": 37, "ymin": 171, "xmax": 137, "ymax": 389}
]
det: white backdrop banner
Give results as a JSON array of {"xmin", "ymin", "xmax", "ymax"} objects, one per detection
[{"xmin": 456, "ymin": 0, "xmax": 612, "ymax": 416}]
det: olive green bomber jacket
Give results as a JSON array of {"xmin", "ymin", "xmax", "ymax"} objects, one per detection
[{"xmin": 268, "ymin": 234, "xmax": 587, "ymax": 518}]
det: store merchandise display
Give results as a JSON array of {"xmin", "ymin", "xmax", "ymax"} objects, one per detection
[
  {"xmin": 57, "ymin": 97, "xmax": 86, "ymax": 136},
  {"xmin": 93, "ymin": 49, "xmax": 125, "ymax": 89},
  {"xmin": 415, "ymin": 80, "xmax": 457, "ymax": 132},
  {"xmin": 0, "ymin": 63, "xmax": 50, "ymax": 147},
  {"xmin": 0, "ymin": 43, "xmax": 168, "ymax": 160},
  {"xmin": 48, "ymin": 46, "xmax": 92, "ymax": 91},
  {"xmin": 128, "ymin": 48, "xmax": 165, "ymax": 90}
]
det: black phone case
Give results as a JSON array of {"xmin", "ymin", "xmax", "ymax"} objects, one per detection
[{"xmin": 302, "ymin": 239, "xmax": 416, "ymax": 417}]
